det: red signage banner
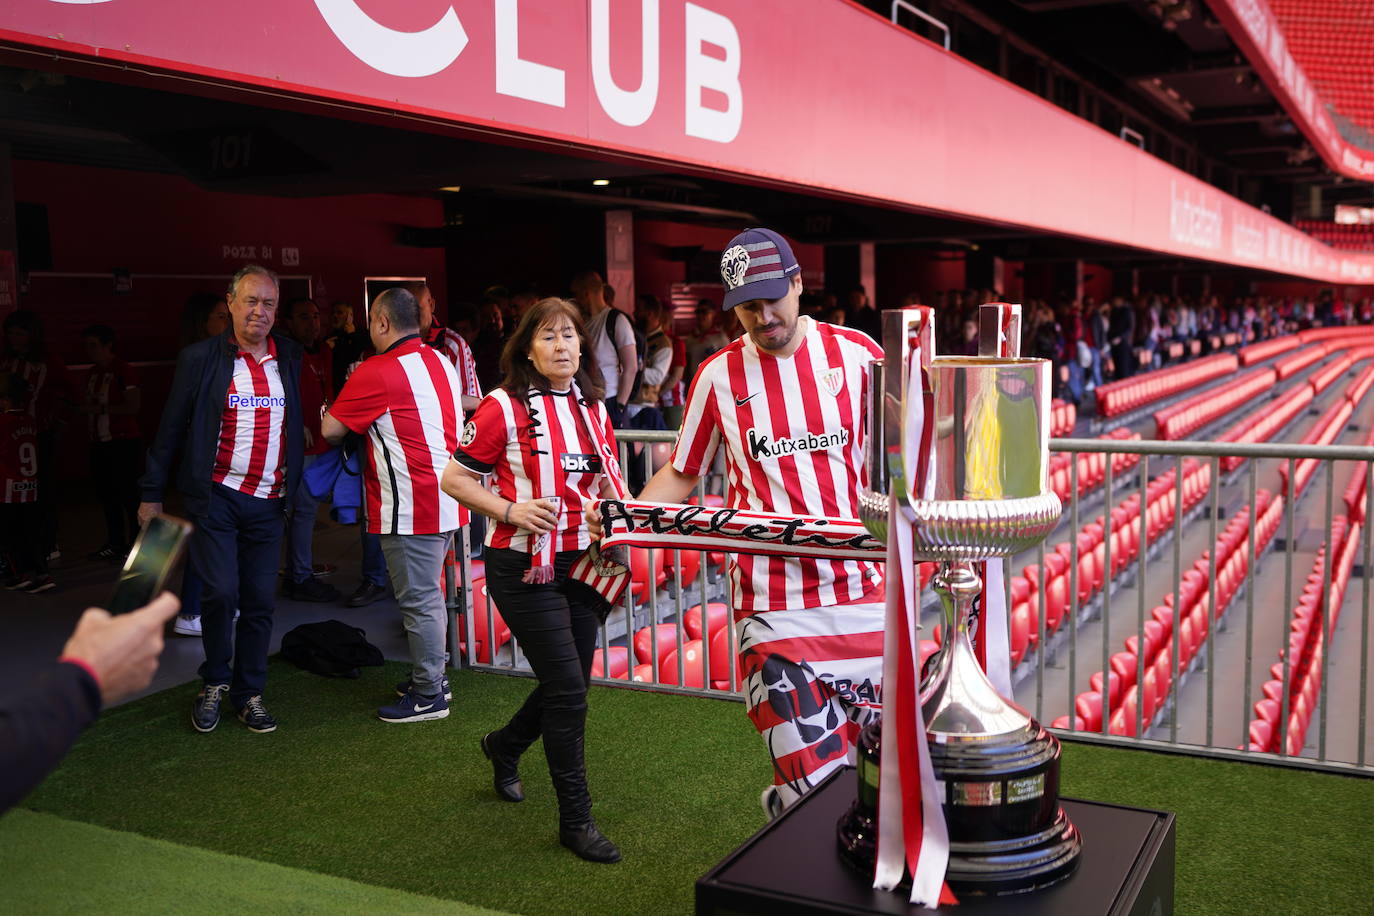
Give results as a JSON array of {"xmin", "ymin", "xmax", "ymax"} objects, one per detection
[{"xmin": 4, "ymin": 0, "xmax": 1372, "ymax": 284}]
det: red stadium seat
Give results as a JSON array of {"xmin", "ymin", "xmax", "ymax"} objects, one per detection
[
  {"xmin": 1075, "ymin": 691, "xmax": 1104, "ymax": 731},
  {"xmin": 629, "ymin": 548, "xmax": 668, "ymax": 604},
  {"xmin": 683, "ymin": 602, "xmax": 730, "ymax": 641},
  {"xmin": 1010, "ymin": 604, "xmax": 1030, "ymax": 667},
  {"xmin": 663, "ymin": 548, "xmax": 702, "ymax": 587},
  {"xmin": 708, "ymin": 626, "xmax": 738, "ymax": 689},
  {"xmin": 463, "ymin": 578, "xmax": 512, "ymax": 664},
  {"xmin": 591, "ymin": 646, "xmax": 630, "ymax": 680},
  {"xmin": 633, "ymin": 623, "xmax": 680, "ymax": 666},
  {"xmin": 1090, "ymin": 670, "xmax": 1122, "ymax": 709},
  {"xmin": 659, "ymin": 640, "xmax": 707, "ymax": 688}
]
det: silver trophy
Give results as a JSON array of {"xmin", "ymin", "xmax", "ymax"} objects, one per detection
[{"xmin": 838, "ymin": 304, "xmax": 1082, "ymax": 895}]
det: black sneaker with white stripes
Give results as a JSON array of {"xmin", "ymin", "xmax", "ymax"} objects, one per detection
[{"xmin": 236, "ymin": 695, "xmax": 278, "ymax": 733}]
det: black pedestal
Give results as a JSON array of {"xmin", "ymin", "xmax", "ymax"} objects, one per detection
[{"xmin": 697, "ymin": 769, "xmax": 1174, "ymax": 916}]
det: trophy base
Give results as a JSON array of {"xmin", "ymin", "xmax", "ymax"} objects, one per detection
[{"xmin": 836, "ymin": 802, "xmax": 1081, "ymax": 897}]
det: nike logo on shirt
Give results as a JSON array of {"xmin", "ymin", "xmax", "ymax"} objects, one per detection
[{"xmin": 735, "ymin": 392, "xmax": 759, "ymax": 407}]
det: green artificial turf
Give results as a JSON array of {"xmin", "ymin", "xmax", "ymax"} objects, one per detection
[
  {"xmin": 1058, "ymin": 740, "xmax": 1374, "ymax": 916},
  {"xmin": 21, "ymin": 662, "xmax": 771, "ymax": 916},
  {"xmin": 13, "ymin": 661, "xmax": 1374, "ymax": 915},
  {"xmin": 0, "ymin": 809, "xmax": 503, "ymax": 915}
]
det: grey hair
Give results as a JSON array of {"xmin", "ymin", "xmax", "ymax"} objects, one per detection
[
  {"xmin": 373, "ymin": 287, "xmax": 420, "ymax": 333},
  {"xmin": 227, "ymin": 264, "xmax": 279, "ymax": 301}
]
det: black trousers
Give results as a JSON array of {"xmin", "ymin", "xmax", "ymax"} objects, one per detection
[
  {"xmin": 91, "ymin": 438, "xmax": 143, "ymax": 551},
  {"xmin": 483, "ymin": 546, "xmax": 602, "ymax": 827},
  {"xmin": 0, "ymin": 502, "xmax": 45, "ymax": 578}
]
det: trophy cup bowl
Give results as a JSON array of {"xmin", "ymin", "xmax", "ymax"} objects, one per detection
[{"xmin": 838, "ymin": 350, "xmax": 1082, "ymax": 896}]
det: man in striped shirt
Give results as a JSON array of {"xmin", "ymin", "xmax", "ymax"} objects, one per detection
[
  {"xmin": 408, "ymin": 281, "xmax": 482, "ymax": 414},
  {"xmin": 140, "ymin": 265, "xmax": 303, "ymax": 735},
  {"xmin": 323, "ymin": 287, "xmax": 464, "ymax": 723},
  {"xmin": 625, "ymin": 228, "xmax": 885, "ymax": 814},
  {"xmin": 80, "ymin": 325, "xmax": 143, "ymax": 563}
]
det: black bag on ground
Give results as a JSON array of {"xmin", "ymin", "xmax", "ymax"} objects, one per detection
[{"xmin": 280, "ymin": 620, "xmax": 384, "ymax": 679}]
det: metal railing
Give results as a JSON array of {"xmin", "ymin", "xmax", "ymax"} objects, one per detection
[{"xmin": 449, "ymin": 432, "xmax": 1374, "ymax": 776}]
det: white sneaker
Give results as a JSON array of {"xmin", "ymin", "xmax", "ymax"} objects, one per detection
[{"xmin": 173, "ymin": 615, "xmax": 202, "ymax": 637}]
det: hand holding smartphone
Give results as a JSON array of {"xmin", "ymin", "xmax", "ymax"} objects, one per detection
[{"xmin": 109, "ymin": 514, "xmax": 193, "ymax": 615}]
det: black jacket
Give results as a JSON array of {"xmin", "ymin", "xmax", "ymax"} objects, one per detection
[
  {"xmin": 0, "ymin": 662, "xmax": 100, "ymax": 813},
  {"xmin": 140, "ymin": 330, "xmax": 304, "ymax": 516}
]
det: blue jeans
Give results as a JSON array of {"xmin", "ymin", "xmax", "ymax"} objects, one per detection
[
  {"xmin": 192, "ymin": 484, "xmax": 285, "ymax": 707},
  {"xmin": 361, "ymin": 529, "xmax": 387, "ymax": 587},
  {"xmin": 288, "ymin": 454, "xmax": 320, "ymax": 583}
]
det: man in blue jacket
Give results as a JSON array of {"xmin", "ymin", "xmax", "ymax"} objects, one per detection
[{"xmin": 139, "ymin": 265, "xmax": 303, "ymax": 734}]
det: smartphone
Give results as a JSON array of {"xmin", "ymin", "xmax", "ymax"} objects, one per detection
[{"xmin": 109, "ymin": 514, "xmax": 194, "ymax": 615}]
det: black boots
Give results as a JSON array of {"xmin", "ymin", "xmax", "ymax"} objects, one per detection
[
  {"xmin": 546, "ymin": 715, "xmax": 620, "ymax": 863},
  {"xmin": 480, "ymin": 731, "xmax": 525, "ymax": 803},
  {"xmin": 559, "ymin": 819, "xmax": 621, "ymax": 863}
]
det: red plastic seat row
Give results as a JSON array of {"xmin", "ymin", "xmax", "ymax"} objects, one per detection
[
  {"xmin": 1063, "ymin": 490, "xmax": 1281, "ymax": 735},
  {"xmin": 1279, "ymin": 398, "xmax": 1355, "ymax": 500},
  {"xmin": 1347, "ymin": 364, "xmax": 1374, "ymax": 409},
  {"xmin": 630, "ymin": 602, "xmax": 731, "ymax": 667},
  {"xmin": 1238, "ymin": 335, "xmax": 1301, "ymax": 366},
  {"xmin": 1218, "ymin": 384, "xmax": 1313, "ymax": 473},
  {"xmin": 1095, "ymin": 353, "xmax": 1237, "ymax": 417},
  {"xmin": 1050, "ymin": 399, "xmax": 1076, "ymax": 437},
  {"xmin": 1046, "ymin": 431, "xmax": 1141, "ymax": 504},
  {"xmin": 1153, "ymin": 369, "xmax": 1275, "ymax": 439},
  {"xmin": 1014, "ymin": 464, "xmax": 1207, "ymax": 670},
  {"xmin": 1273, "ymin": 346, "xmax": 1325, "ymax": 381},
  {"xmin": 1308, "ymin": 352, "xmax": 1355, "ymax": 396}
]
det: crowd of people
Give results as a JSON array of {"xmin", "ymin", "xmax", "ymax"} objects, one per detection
[{"xmin": 9, "ymin": 236, "xmax": 1374, "ymax": 862}]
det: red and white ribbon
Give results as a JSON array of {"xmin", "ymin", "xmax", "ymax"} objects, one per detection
[{"xmin": 874, "ymin": 307, "xmax": 953, "ymax": 908}]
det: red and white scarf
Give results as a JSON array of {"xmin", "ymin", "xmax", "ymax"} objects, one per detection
[{"xmin": 519, "ymin": 384, "xmax": 627, "ymax": 583}]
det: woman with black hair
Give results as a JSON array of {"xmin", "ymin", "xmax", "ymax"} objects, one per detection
[{"xmin": 441, "ymin": 297, "xmax": 626, "ymax": 864}]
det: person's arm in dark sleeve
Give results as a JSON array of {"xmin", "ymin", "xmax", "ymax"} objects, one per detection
[
  {"xmin": 0, "ymin": 662, "xmax": 101, "ymax": 813},
  {"xmin": 139, "ymin": 346, "xmax": 198, "ymax": 504}
]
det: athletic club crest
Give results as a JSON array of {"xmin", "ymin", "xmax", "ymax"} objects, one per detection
[
  {"xmin": 721, "ymin": 244, "xmax": 750, "ymax": 290},
  {"xmin": 817, "ymin": 367, "xmax": 844, "ymax": 397}
]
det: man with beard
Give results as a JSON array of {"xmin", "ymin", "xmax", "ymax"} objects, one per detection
[{"xmin": 591, "ymin": 228, "xmax": 885, "ymax": 816}]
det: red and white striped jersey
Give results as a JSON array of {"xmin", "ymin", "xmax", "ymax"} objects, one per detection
[
  {"xmin": 86, "ymin": 358, "xmax": 140, "ymax": 442},
  {"xmin": 424, "ymin": 325, "xmax": 482, "ymax": 404},
  {"xmin": 661, "ymin": 335, "xmax": 687, "ymax": 408},
  {"xmin": 330, "ymin": 337, "xmax": 464, "ymax": 535},
  {"xmin": 0, "ymin": 410, "xmax": 39, "ymax": 504},
  {"xmin": 454, "ymin": 388, "xmax": 616, "ymax": 554},
  {"xmin": 671, "ymin": 317, "xmax": 884, "ymax": 613},
  {"xmin": 212, "ymin": 339, "xmax": 287, "ymax": 499},
  {"xmin": 0, "ymin": 353, "xmax": 73, "ymax": 429}
]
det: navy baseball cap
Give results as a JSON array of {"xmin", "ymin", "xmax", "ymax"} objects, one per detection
[{"xmin": 719, "ymin": 228, "xmax": 801, "ymax": 310}]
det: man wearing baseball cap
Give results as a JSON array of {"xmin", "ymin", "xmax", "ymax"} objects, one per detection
[{"xmin": 606, "ymin": 227, "xmax": 887, "ymax": 815}]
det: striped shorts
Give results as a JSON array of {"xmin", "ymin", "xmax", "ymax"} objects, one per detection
[{"xmin": 738, "ymin": 600, "xmax": 885, "ymax": 807}]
